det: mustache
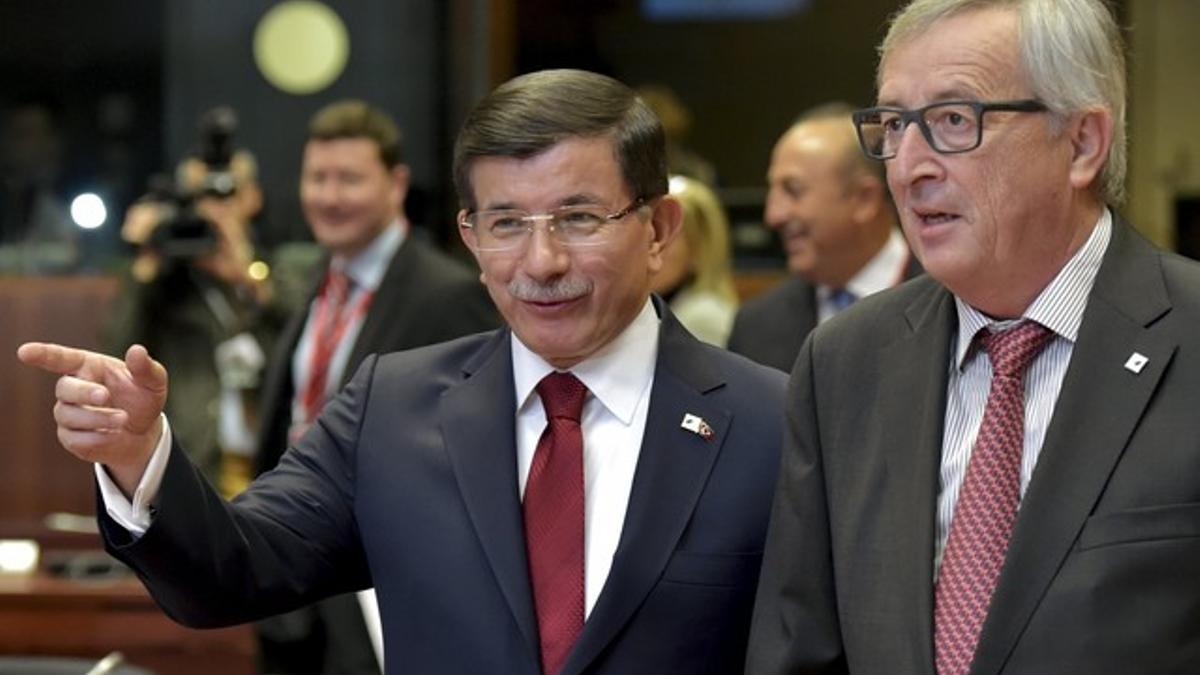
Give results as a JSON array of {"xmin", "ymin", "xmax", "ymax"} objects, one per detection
[{"xmin": 507, "ymin": 276, "xmax": 593, "ymax": 302}]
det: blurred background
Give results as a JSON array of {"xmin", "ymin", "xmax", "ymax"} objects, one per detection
[
  {"xmin": 2, "ymin": 0, "xmax": 1198, "ymax": 268},
  {"xmin": 6, "ymin": 0, "xmax": 1200, "ymax": 536},
  {"xmin": 1, "ymin": 0, "xmax": 1199, "ymax": 669}
]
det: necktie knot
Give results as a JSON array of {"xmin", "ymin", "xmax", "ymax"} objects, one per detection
[
  {"xmin": 828, "ymin": 287, "xmax": 857, "ymax": 312},
  {"xmin": 325, "ymin": 268, "xmax": 352, "ymax": 305},
  {"xmin": 537, "ymin": 371, "xmax": 587, "ymax": 423},
  {"xmin": 980, "ymin": 320, "xmax": 1053, "ymax": 378}
]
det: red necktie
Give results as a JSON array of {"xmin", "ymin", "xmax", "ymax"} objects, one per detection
[
  {"xmin": 301, "ymin": 269, "xmax": 353, "ymax": 423},
  {"xmin": 935, "ymin": 320, "xmax": 1054, "ymax": 675},
  {"xmin": 524, "ymin": 371, "xmax": 587, "ymax": 675}
]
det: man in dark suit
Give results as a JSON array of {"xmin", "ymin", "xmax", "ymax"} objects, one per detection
[
  {"xmin": 256, "ymin": 99, "xmax": 500, "ymax": 474},
  {"xmin": 251, "ymin": 101, "xmax": 500, "ymax": 675},
  {"xmin": 747, "ymin": 1, "xmax": 1200, "ymax": 674},
  {"xmin": 21, "ymin": 69, "xmax": 786, "ymax": 675},
  {"xmin": 728, "ymin": 103, "xmax": 919, "ymax": 373}
]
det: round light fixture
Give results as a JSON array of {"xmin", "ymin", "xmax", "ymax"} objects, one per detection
[
  {"xmin": 253, "ymin": 1, "xmax": 349, "ymax": 95},
  {"xmin": 70, "ymin": 193, "xmax": 107, "ymax": 229}
]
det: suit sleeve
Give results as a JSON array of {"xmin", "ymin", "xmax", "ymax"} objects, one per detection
[
  {"xmin": 101, "ymin": 356, "xmax": 381, "ymax": 628},
  {"xmin": 746, "ymin": 335, "xmax": 848, "ymax": 674}
]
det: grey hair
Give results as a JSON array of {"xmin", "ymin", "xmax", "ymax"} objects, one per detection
[{"xmin": 879, "ymin": 0, "xmax": 1127, "ymax": 204}]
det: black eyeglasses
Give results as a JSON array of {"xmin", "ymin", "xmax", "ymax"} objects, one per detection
[{"xmin": 851, "ymin": 99, "xmax": 1048, "ymax": 160}]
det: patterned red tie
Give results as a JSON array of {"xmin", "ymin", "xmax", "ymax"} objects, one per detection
[
  {"xmin": 301, "ymin": 269, "xmax": 353, "ymax": 423},
  {"xmin": 935, "ymin": 320, "xmax": 1054, "ymax": 675},
  {"xmin": 524, "ymin": 371, "xmax": 588, "ymax": 675}
]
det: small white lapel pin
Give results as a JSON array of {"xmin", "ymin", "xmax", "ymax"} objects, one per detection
[
  {"xmin": 680, "ymin": 413, "xmax": 714, "ymax": 440},
  {"xmin": 1124, "ymin": 352, "xmax": 1149, "ymax": 374}
]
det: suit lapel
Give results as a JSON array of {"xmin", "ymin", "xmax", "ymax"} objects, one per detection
[
  {"xmin": 278, "ymin": 257, "xmax": 327, "ymax": 390},
  {"xmin": 788, "ymin": 281, "xmax": 819, "ymax": 369},
  {"xmin": 885, "ymin": 284, "xmax": 955, "ymax": 672},
  {"xmin": 266, "ymin": 293, "xmax": 312, "ymax": 404},
  {"xmin": 972, "ymin": 218, "xmax": 1177, "ymax": 675},
  {"xmin": 561, "ymin": 307, "xmax": 730, "ymax": 675},
  {"xmin": 254, "ymin": 264, "xmax": 325, "ymax": 472},
  {"xmin": 343, "ymin": 237, "xmax": 415, "ymax": 382},
  {"xmin": 438, "ymin": 330, "xmax": 540, "ymax": 657}
]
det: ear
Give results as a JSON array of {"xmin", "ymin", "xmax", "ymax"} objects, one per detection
[
  {"xmin": 390, "ymin": 164, "xmax": 412, "ymax": 206},
  {"xmin": 848, "ymin": 173, "xmax": 885, "ymax": 224},
  {"xmin": 455, "ymin": 207, "xmax": 485, "ymax": 273},
  {"xmin": 646, "ymin": 196, "xmax": 683, "ymax": 274},
  {"xmin": 1067, "ymin": 107, "xmax": 1113, "ymax": 192}
]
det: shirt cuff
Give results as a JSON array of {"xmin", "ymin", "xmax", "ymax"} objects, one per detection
[{"xmin": 95, "ymin": 414, "xmax": 173, "ymax": 537}]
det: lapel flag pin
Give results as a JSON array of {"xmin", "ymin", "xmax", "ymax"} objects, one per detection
[
  {"xmin": 680, "ymin": 413, "xmax": 714, "ymax": 440},
  {"xmin": 1124, "ymin": 352, "xmax": 1149, "ymax": 374}
]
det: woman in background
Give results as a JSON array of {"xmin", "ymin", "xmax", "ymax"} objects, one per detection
[{"xmin": 652, "ymin": 175, "xmax": 738, "ymax": 346}]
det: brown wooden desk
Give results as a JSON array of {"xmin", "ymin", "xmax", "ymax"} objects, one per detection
[
  {"xmin": 0, "ymin": 518, "xmax": 254, "ymax": 675},
  {"xmin": 0, "ymin": 571, "xmax": 254, "ymax": 675},
  {"xmin": 0, "ymin": 277, "xmax": 255, "ymax": 674}
]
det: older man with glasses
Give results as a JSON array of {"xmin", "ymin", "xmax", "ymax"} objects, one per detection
[
  {"xmin": 748, "ymin": 0, "xmax": 1200, "ymax": 674},
  {"xmin": 19, "ymin": 69, "xmax": 786, "ymax": 675}
]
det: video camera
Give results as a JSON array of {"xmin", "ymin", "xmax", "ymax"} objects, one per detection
[{"xmin": 140, "ymin": 106, "xmax": 241, "ymax": 260}]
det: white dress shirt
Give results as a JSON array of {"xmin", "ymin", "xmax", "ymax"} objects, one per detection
[
  {"xmin": 934, "ymin": 209, "xmax": 1112, "ymax": 574},
  {"xmin": 816, "ymin": 228, "xmax": 911, "ymax": 323},
  {"xmin": 512, "ymin": 298, "xmax": 659, "ymax": 616}
]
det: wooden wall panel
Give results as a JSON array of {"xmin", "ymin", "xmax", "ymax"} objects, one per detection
[{"xmin": 0, "ymin": 276, "xmax": 119, "ymax": 521}]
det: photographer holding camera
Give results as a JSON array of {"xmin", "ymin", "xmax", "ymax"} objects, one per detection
[{"xmin": 106, "ymin": 107, "xmax": 281, "ymax": 496}]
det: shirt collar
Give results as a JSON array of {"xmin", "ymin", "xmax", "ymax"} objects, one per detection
[
  {"xmin": 512, "ymin": 297, "xmax": 660, "ymax": 425},
  {"xmin": 330, "ymin": 219, "xmax": 407, "ymax": 292},
  {"xmin": 953, "ymin": 208, "xmax": 1112, "ymax": 369},
  {"xmin": 818, "ymin": 228, "xmax": 910, "ymax": 301}
]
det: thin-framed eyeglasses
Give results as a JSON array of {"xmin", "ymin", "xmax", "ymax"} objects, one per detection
[
  {"xmin": 459, "ymin": 197, "xmax": 653, "ymax": 252},
  {"xmin": 851, "ymin": 99, "xmax": 1048, "ymax": 160}
]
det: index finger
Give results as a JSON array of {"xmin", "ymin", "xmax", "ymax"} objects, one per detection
[{"xmin": 17, "ymin": 342, "xmax": 93, "ymax": 376}]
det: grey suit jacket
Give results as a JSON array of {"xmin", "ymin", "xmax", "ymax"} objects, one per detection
[
  {"xmin": 747, "ymin": 215, "xmax": 1200, "ymax": 674},
  {"xmin": 728, "ymin": 254, "xmax": 922, "ymax": 373},
  {"xmin": 102, "ymin": 302, "xmax": 787, "ymax": 675}
]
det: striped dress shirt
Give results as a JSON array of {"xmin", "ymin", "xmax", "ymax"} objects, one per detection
[{"xmin": 934, "ymin": 209, "xmax": 1112, "ymax": 575}]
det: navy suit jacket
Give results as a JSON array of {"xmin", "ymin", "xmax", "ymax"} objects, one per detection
[
  {"xmin": 104, "ymin": 302, "xmax": 787, "ymax": 675},
  {"xmin": 252, "ymin": 231, "xmax": 499, "ymax": 674}
]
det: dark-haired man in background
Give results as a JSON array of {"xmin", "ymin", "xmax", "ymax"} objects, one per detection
[
  {"xmin": 107, "ymin": 148, "xmax": 276, "ymax": 496},
  {"xmin": 252, "ymin": 99, "xmax": 500, "ymax": 675}
]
